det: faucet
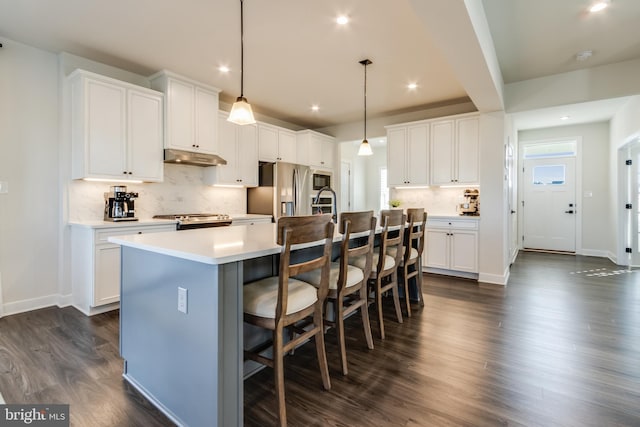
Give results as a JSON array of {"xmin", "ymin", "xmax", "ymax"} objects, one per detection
[{"xmin": 313, "ymin": 186, "xmax": 337, "ymax": 223}]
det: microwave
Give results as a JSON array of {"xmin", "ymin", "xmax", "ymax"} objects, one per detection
[{"xmin": 312, "ymin": 172, "xmax": 331, "ymax": 190}]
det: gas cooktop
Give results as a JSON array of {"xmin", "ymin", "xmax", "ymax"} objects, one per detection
[{"xmin": 153, "ymin": 213, "xmax": 232, "ymax": 229}]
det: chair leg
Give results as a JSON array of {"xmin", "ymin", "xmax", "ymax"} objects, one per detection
[
  {"xmin": 335, "ymin": 298, "xmax": 348, "ymax": 375},
  {"xmin": 360, "ymin": 288, "xmax": 374, "ymax": 350},
  {"xmin": 375, "ymin": 278, "xmax": 385, "ymax": 340},
  {"xmin": 404, "ymin": 265, "xmax": 412, "ymax": 318},
  {"xmin": 273, "ymin": 328, "xmax": 287, "ymax": 427},
  {"xmin": 391, "ymin": 271, "xmax": 403, "ymax": 324},
  {"xmin": 313, "ymin": 307, "xmax": 331, "ymax": 390},
  {"xmin": 417, "ymin": 262, "xmax": 425, "ymax": 307}
]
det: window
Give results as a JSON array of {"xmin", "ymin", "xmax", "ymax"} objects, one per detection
[
  {"xmin": 532, "ymin": 164, "xmax": 565, "ymax": 185},
  {"xmin": 380, "ymin": 167, "xmax": 389, "ymax": 211},
  {"xmin": 523, "ymin": 141, "xmax": 577, "ymax": 159}
]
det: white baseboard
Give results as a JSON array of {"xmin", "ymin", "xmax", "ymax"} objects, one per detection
[
  {"xmin": 608, "ymin": 251, "xmax": 619, "ymax": 265},
  {"xmin": 2, "ymin": 294, "xmax": 61, "ymax": 317},
  {"xmin": 424, "ymin": 267, "xmax": 478, "ymax": 280},
  {"xmin": 579, "ymin": 249, "xmax": 610, "ymax": 258},
  {"xmin": 478, "ymin": 267, "xmax": 509, "ymax": 286},
  {"xmin": 72, "ymin": 302, "xmax": 119, "ymax": 316},
  {"xmin": 57, "ymin": 293, "xmax": 74, "ymax": 308},
  {"xmin": 0, "ymin": 293, "xmax": 115, "ymax": 317}
]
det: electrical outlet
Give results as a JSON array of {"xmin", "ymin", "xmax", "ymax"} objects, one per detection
[
  {"xmin": 178, "ymin": 287, "xmax": 188, "ymax": 314},
  {"xmin": 0, "ymin": 181, "xmax": 8, "ymax": 194}
]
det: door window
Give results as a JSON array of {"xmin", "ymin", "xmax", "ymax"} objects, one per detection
[{"xmin": 532, "ymin": 164, "xmax": 565, "ymax": 185}]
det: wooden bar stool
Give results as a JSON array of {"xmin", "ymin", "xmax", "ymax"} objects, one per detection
[
  {"xmin": 354, "ymin": 209, "xmax": 404, "ymax": 339},
  {"xmin": 296, "ymin": 211, "xmax": 376, "ymax": 375},
  {"xmin": 400, "ymin": 208, "xmax": 427, "ymax": 316},
  {"xmin": 243, "ymin": 214, "xmax": 335, "ymax": 427}
]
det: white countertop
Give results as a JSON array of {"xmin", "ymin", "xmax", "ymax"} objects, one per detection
[
  {"xmin": 428, "ymin": 215, "xmax": 480, "ymax": 220},
  {"xmin": 109, "ymin": 223, "xmax": 345, "ymax": 265},
  {"xmin": 69, "ymin": 218, "xmax": 178, "ymax": 229},
  {"xmin": 229, "ymin": 213, "xmax": 272, "ymax": 220}
]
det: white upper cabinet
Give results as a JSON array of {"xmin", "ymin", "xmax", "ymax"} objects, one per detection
[
  {"xmin": 297, "ymin": 130, "xmax": 335, "ymax": 171},
  {"xmin": 386, "ymin": 123, "xmax": 429, "ymax": 187},
  {"xmin": 149, "ymin": 70, "xmax": 221, "ymax": 155},
  {"xmin": 258, "ymin": 123, "xmax": 297, "ymax": 163},
  {"xmin": 69, "ymin": 69, "xmax": 164, "ymax": 182},
  {"xmin": 430, "ymin": 115, "xmax": 479, "ymax": 185},
  {"xmin": 204, "ymin": 112, "xmax": 258, "ymax": 187}
]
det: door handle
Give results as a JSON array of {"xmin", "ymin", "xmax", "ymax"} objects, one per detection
[
  {"xmin": 564, "ymin": 210, "xmax": 574, "ymax": 214},
  {"xmin": 511, "ymin": 210, "xmax": 516, "ymax": 214}
]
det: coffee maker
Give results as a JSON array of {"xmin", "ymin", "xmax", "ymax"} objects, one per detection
[
  {"xmin": 104, "ymin": 186, "xmax": 138, "ymax": 221},
  {"xmin": 457, "ymin": 188, "xmax": 479, "ymax": 216}
]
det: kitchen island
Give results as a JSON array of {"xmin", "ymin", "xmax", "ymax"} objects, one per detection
[{"xmin": 109, "ymin": 223, "xmax": 341, "ymax": 427}]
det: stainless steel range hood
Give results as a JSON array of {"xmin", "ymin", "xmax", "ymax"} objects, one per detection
[{"xmin": 164, "ymin": 149, "xmax": 227, "ymax": 167}]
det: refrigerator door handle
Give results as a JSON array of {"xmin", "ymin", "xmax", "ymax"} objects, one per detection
[{"xmin": 292, "ymin": 168, "xmax": 298, "ymax": 215}]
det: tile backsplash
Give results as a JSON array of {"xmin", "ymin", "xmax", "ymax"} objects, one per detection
[
  {"xmin": 390, "ymin": 187, "xmax": 478, "ymax": 216},
  {"xmin": 68, "ymin": 164, "xmax": 246, "ymax": 221}
]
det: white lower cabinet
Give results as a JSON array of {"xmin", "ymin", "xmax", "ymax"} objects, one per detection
[
  {"xmin": 71, "ymin": 223, "xmax": 175, "ymax": 315},
  {"xmin": 423, "ymin": 218, "xmax": 478, "ymax": 276}
]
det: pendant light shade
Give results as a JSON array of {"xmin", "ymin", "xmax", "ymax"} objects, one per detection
[
  {"xmin": 358, "ymin": 59, "xmax": 373, "ymax": 156},
  {"xmin": 228, "ymin": 0, "xmax": 256, "ymax": 125}
]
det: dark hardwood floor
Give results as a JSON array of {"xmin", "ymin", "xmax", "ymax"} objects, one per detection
[{"xmin": 1, "ymin": 252, "xmax": 639, "ymax": 426}]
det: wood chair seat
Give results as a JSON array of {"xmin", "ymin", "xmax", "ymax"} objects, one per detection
[
  {"xmin": 295, "ymin": 262, "xmax": 365, "ymax": 290},
  {"xmin": 387, "ymin": 246, "xmax": 419, "ymax": 262},
  {"xmin": 244, "ymin": 277, "xmax": 318, "ymax": 318},
  {"xmin": 352, "ymin": 252, "xmax": 396, "ymax": 274}
]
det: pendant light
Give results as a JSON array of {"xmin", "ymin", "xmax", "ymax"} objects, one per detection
[
  {"xmin": 358, "ymin": 59, "xmax": 373, "ymax": 156},
  {"xmin": 228, "ymin": 0, "xmax": 256, "ymax": 125}
]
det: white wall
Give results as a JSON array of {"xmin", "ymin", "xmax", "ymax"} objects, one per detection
[
  {"xmin": 519, "ymin": 122, "xmax": 611, "ymax": 256},
  {"xmin": 0, "ymin": 39, "xmax": 61, "ymax": 314},
  {"xmin": 338, "ymin": 140, "xmax": 388, "ymax": 215},
  {"xmin": 610, "ymin": 96, "xmax": 640, "ymax": 263},
  {"xmin": 0, "ymin": 41, "xmax": 249, "ymax": 315},
  {"xmin": 478, "ymin": 112, "xmax": 508, "ymax": 284}
]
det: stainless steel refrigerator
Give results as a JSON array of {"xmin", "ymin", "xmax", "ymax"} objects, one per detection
[{"xmin": 247, "ymin": 162, "xmax": 311, "ymax": 221}]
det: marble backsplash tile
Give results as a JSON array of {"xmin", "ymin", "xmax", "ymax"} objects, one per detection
[
  {"xmin": 390, "ymin": 187, "xmax": 479, "ymax": 216},
  {"xmin": 68, "ymin": 164, "xmax": 246, "ymax": 221}
]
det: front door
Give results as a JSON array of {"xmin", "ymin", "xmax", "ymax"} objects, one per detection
[{"xmin": 523, "ymin": 157, "xmax": 576, "ymax": 252}]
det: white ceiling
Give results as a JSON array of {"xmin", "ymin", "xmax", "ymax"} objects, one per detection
[{"xmin": 1, "ymin": 0, "xmax": 639, "ymax": 131}]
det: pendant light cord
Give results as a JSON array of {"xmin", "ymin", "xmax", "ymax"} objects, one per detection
[
  {"xmin": 363, "ymin": 61, "xmax": 367, "ymax": 141},
  {"xmin": 240, "ymin": 0, "xmax": 245, "ymax": 98}
]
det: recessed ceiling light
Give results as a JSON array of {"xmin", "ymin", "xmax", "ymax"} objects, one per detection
[
  {"xmin": 218, "ymin": 65, "xmax": 230, "ymax": 73},
  {"xmin": 560, "ymin": 115, "xmax": 570, "ymax": 121},
  {"xmin": 336, "ymin": 15, "xmax": 349, "ymax": 25},
  {"xmin": 576, "ymin": 50, "xmax": 593, "ymax": 61},
  {"xmin": 589, "ymin": 0, "xmax": 610, "ymax": 13},
  {"xmin": 311, "ymin": 105, "xmax": 319, "ymax": 112},
  {"xmin": 407, "ymin": 83, "xmax": 418, "ymax": 90}
]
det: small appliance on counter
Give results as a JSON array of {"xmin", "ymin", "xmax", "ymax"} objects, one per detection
[
  {"xmin": 457, "ymin": 188, "xmax": 479, "ymax": 216},
  {"xmin": 104, "ymin": 186, "xmax": 138, "ymax": 221}
]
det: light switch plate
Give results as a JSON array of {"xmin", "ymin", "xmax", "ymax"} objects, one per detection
[
  {"xmin": 0, "ymin": 181, "xmax": 8, "ymax": 194},
  {"xmin": 178, "ymin": 287, "xmax": 188, "ymax": 314}
]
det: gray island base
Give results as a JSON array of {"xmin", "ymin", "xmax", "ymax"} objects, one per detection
[
  {"xmin": 111, "ymin": 223, "xmax": 330, "ymax": 426},
  {"xmin": 120, "ymin": 246, "xmax": 242, "ymax": 426}
]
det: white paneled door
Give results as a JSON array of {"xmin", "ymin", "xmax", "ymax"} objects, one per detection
[{"xmin": 523, "ymin": 157, "xmax": 576, "ymax": 252}]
